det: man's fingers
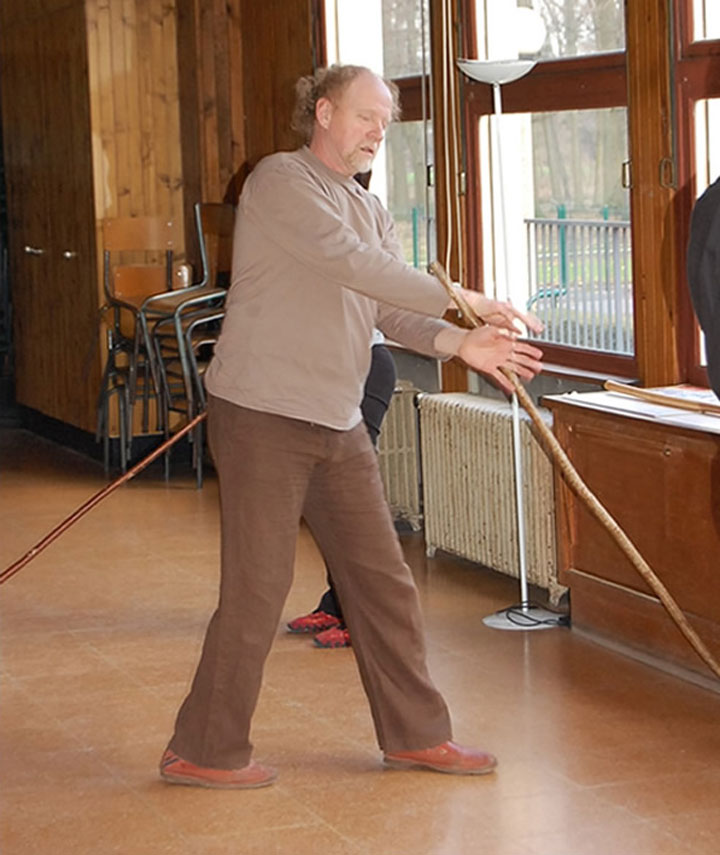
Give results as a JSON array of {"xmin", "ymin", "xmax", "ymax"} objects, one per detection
[
  {"xmin": 513, "ymin": 341, "xmax": 544, "ymax": 361},
  {"xmin": 489, "ymin": 369, "xmax": 515, "ymax": 395}
]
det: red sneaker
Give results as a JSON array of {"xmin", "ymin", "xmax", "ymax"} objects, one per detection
[
  {"xmin": 286, "ymin": 610, "xmax": 341, "ymax": 634},
  {"xmin": 313, "ymin": 626, "xmax": 351, "ymax": 648},
  {"xmin": 159, "ymin": 749, "xmax": 276, "ymax": 789},
  {"xmin": 383, "ymin": 741, "xmax": 497, "ymax": 775}
]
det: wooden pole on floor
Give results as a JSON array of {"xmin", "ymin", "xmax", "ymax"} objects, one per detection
[{"xmin": 0, "ymin": 413, "xmax": 207, "ymax": 587}]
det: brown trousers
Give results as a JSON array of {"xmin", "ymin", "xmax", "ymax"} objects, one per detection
[{"xmin": 169, "ymin": 395, "xmax": 452, "ymax": 769}]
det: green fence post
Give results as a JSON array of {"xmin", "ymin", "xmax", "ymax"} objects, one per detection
[{"xmin": 558, "ymin": 203, "xmax": 567, "ymax": 289}]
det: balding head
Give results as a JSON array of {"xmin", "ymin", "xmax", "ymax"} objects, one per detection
[{"xmin": 296, "ymin": 66, "xmax": 399, "ymax": 177}]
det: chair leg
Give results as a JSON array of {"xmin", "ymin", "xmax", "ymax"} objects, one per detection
[
  {"xmin": 194, "ymin": 416, "xmax": 204, "ymax": 489},
  {"xmin": 117, "ymin": 384, "xmax": 128, "ymax": 474}
]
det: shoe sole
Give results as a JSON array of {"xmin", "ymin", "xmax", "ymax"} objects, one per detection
[
  {"xmin": 160, "ymin": 769, "xmax": 277, "ymax": 789},
  {"xmin": 313, "ymin": 640, "xmax": 351, "ymax": 648},
  {"xmin": 383, "ymin": 757, "xmax": 497, "ymax": 776},
  {"xmin": 287, "ymin": 624, "xmax": 339, "ymax": 634}
]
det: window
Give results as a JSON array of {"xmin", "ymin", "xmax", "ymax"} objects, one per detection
[
  {"xmin": 475, "ymin": 0, "xmax": 625, "ymax": 61},
  {"xmin": 691, "ymin": 0, "xmax": 720, "ymax": 42},
  {"xmin": 478, "ymin": 106, "xmax": 631, "ymax": 354},
  {"xmin": 464, "ymin": 0, "xmax": 630, "ymax": 369}
]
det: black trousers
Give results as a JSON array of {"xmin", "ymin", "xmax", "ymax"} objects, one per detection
[{"xmin": 314, "ymin": 343, "xmax": 397, "ymax": 623}]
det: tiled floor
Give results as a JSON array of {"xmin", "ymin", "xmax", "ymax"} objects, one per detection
[{"xmin": 2, "ymin": 428, "xmax": 720, "ymax": 855}]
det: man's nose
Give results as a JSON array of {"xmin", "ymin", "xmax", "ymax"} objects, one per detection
[{"xmin": 368, "ymin": 121, "xmax": 384, "ymax": 141}]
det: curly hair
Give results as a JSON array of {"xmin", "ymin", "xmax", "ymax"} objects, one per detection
[{"xmin": 291, "ymin": 64, "xmax": 401, "ymax": 143}]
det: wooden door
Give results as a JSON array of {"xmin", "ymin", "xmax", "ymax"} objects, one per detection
[{"xmin": 1, "ymin": 1, "xmax": 100, "ymax": 431}]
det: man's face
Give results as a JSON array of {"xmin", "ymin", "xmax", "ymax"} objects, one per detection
[{"xmin": 314, "ymin": 73, "xmax": 394, "ymax": 177}]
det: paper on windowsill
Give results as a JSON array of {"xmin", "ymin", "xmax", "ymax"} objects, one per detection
[{"xmin": 546, "ymin": 388, "xmax": 720, "ymax": 435}]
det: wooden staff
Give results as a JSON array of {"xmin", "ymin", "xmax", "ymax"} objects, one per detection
[
  {"xmin": 604, "ymin": 379, "xmax": 720, "ymax": 417},
  {"xmin": 0, "ymin": 412, "xmax": 207, "ymax": 586},
  {"xmin": 430, "ymin": 261, "xmax": 720, "ymax": 681}
]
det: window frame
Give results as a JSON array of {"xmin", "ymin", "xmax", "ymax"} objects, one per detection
[{"xmin": 459, "ymin": 0, "xmax": 633, "ymax": 375}]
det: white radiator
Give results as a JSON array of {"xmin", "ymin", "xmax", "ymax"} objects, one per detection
[
  {"xmin": 418, "ymin": 392, "xmax": 559, "ymax": 593},
  {"xmin": 377, "ymin": 380, "xmax": 422, "ymax": 530}
]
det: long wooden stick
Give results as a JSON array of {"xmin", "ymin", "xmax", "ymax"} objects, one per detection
[
  {"xmin": 430, "ymin": 261, "xmax": 720, "ymax": 681},
  {"xmin": 604, "ymin": 379, "xmax": 720, "ymax": 417},
  {"xmin": 0, "ymin": 413, "xmax": 207, "ymax": 586}
]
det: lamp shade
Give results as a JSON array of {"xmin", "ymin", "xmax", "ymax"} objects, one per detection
[{"xmin": 456, "ymin": 58, "xmax": 537, "ymax": 86}]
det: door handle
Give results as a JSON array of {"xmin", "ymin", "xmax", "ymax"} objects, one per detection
[
  {"xmin": 62, "ymin": 250, "xmax": 78, "ymax": 259},
  {"xmin": 621, "ymin": 160, "xmax": 632, "ymax": 190},
  {"xmin": 24, "ymin": 245, "xmax": 45, "ymax": 255}
]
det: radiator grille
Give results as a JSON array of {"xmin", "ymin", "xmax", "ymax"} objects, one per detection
[
  {"xmin": 418, "ymin": 392, "xmax": 558, "ymax": 592},
  {"xmin": 377, "ymin": 381, "xmax": 422, "ymax": 530}
]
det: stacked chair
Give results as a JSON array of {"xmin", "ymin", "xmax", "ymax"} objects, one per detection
[
  {"xmin": 96, "ymin": 204, "xmax": 233, "ymax": 483},
  {"xmin": 152, "ymin": 202, "xmax": 234, "ymax": 485},
  {"xmin": 96, "ymin": 216, "xmax": 181, "ymax": 473}
]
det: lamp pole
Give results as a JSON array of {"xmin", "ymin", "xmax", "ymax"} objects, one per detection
[{"xmin": 457, "ymin": 58, "xmax": 559, "ymax": 631}]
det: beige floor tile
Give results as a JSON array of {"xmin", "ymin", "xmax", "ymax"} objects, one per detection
[{"xmin": 3, "ymin": 427, "xmax": 720, "ymax": 855}]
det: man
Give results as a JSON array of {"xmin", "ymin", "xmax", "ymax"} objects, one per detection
[
  {"xmin": 687, "ymin": 176, "xmax": 720, "ymax": 398},
  {"xmin": 160, "ymin": 64, "xmax": 543, "ymax": 789}
]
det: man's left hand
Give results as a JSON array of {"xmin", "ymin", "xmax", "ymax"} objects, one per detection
[{"xmin": 456, "ymin": 289, "xmax": 544, "ymax": 336}]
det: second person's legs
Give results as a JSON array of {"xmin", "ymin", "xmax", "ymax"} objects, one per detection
[{"xmin": 288, "ymin": 343, "xmax": 397, "ymax": 644}]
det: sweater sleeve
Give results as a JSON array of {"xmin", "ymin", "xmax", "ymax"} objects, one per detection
[
  {"xmin": 376, "ymin": 303, "xmax": 456, "ymax": 359},
  {"xmin": 242, "ymin": 158, "xmax": 449, "ymax": 318}
]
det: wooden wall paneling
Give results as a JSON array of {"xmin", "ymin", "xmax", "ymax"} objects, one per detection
[
  {"xmin": 145, "ymin": 0, "xmax": 170, "ymax": 221},
  {"xmin": 240, "ymin": 0, "xmax": 313, "ymax": 169},
  {"xmin": 210, "ymin": 0, "xmax": 235, "ymax": 202},
  {"xmin": 175, "ymin": 0, "xmax": 204, "ymax": 265},
  {"xmin": 87, "ymin": 1, "xmax": 185, "ymax": 229},
  {"xmin": 87, "ymin": 0, "xmax": 118, "ymax": 218},
  {"xmin": 146, "ymin": 3, "xmax": 163, "ymax": 216},
  {"xmin": 136, "ymin": 0, "xmax": 157, "ymax": 216},
  {"xmin": 226, "ymin": 0, "xmax": 246, "ymax": 202},
  {"xmin": 175, "ymin": 0, "xmax": 244, "ymax": 270},
  {"xmin": 199, "ymin": 0, "xmax": 221, "ymax": 202},
  {"xmin": 120, "ymin": 0, "xmax": 144, "ymax": 215},
  {"xmin": 625, "ymin": 0, "xmax": 680, "ymax": 387},
  {"xmin": 111, "ymin": 0, "xmax": 132, "ymax": 215},
  {"xmin": 240, "ymin": 0, "xmax": 278, "ymax": 169},
  {"xmin": 160, "ymin": 0, "xmax": 185, "ymax": 231}
]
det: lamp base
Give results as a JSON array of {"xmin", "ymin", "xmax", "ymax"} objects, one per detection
[{"xmin": 482, "ymin": 603, "xmax": 567, "ymax": 631}]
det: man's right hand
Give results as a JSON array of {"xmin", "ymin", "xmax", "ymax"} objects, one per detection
[{"xmin": 456, "ymin": 327, "xmax": 544, "ymax": 395}]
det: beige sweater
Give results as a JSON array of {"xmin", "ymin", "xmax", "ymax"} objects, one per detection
[{"xmin": 205, "ymin": 146, "xmax": 453, "ymax": 430}]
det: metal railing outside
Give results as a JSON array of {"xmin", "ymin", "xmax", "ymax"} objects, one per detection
[{"xmin": 525, "ymin": 217, "xmax": 633, "ymax": 355}]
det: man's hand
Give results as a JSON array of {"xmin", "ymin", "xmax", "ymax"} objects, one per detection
[
  {"xmin": 453, "ymin": 288, "xmax": 544, "ymax": 336},
  {"xmin": 456, "ymin": 327, "xmax": 544, "ymax": 395}
]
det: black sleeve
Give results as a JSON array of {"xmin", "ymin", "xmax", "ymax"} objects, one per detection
[{"xmin": 687, "ymin": 178, "xmax": 720, "ymax": 397}]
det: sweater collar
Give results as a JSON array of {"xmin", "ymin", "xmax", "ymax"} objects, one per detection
[{"xmin": 297, "ymin": 146, "xmax": 363, "ymax": 192}]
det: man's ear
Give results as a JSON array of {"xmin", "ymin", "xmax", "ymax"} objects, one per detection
[{"xmin": 316, "ymin": 97, "xmax": 333, "ymax": 130}]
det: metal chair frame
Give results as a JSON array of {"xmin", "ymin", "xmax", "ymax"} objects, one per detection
[{"xmin": 149, "ymin": 202, "xmax": 233, "ymax": 483}]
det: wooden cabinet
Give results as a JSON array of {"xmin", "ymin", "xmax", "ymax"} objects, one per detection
[
  {"xmin": 1, "ymin": 1, "xmax": 99, "ymax": 430},
  {"xmin": 546, "ymin": 395, "xmax": 720, "ymax": 681}
]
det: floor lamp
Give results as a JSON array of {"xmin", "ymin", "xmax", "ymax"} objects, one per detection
[{"xmin": 457, "ymin": 58, "xmax": 561, "ymax": 631}]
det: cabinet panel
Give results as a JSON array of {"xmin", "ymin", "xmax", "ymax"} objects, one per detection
[
  {"xmin": 1, "ymin": 2, "xmax": 99, "ymax": 429},
  {"xmin": 548, "ymin": 398, "xmax": 720, "ymax": 677}
]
